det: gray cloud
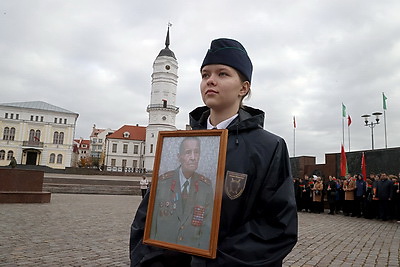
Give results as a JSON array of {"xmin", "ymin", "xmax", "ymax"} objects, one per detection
[{"xmin": 1, "ymin": 0, "xmax": 400, "ymax": 164}]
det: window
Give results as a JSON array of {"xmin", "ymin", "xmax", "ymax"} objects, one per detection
[
  {"xmin": 134, "ymin": 145, "xmax": 139, "ymax": 154},
  {"xmin": 49, "ymin": 153, "xmax": 55, "ymax": 163},
  {"xmin": 92, "ymin": 138, "xmax": 97, "ymax": 143},
  {"xmin": 56, "ymin": 154, "xmax": 63, "ymax": 164},
  {"xmin": 64, "ymin": 119, "xmax": 67, "ymax": 124},
  {"xmin": 59, "ymin": 118, "xmax": 62, "ymax": 124},
  {"xmin": 7, "ymin": 150, "xmax": 13, "ymax": 160},
  {"xmin": 122, "ymin": 159, "xmax": 127, "ymax": 168},
  {"xmin": 16, "ymin": 114, "xmax": 19, "ymax": 120},
  {"xmin": 112, "ymin": 144, "xmax": 117, "ymax": 153},
  {"xmin": 9, "ymin": 127, "xmax": 15, "ymax": 141},
  {"xmin": 29, "ymin": 129, "xmax": 35, "ymax": 141},
  {"xmin": 10, "ymin": 113, "xmax": 14, "ymax": 119},
  {"xmin": 98, "ymin": 139, "xmax": 102, "ymax": 143},
  {"xmin": 35, "ymin": 116, "xmax": 39, "ymax": 121},
  {"xmin": 53, "ymin": 132, "xmax": 59, "ymax": 144},
  {"xmin": 35, "ymin": 130, "xmax": 41, "ymax": 142},
  {"xmin": 3, "ymin": 127, "xmax": 9, "ymax": 140},
  {"xmin": 150, "ymin": 144, "xmax": 154, "ymax": 153},
  {"xmin": 133, "ymin": 160, "xmax": 138, "ymax": 168},
  {"xmin": 5, "ymin": 113, "xmax": 8, "ymax": 119},
  {"xmin": 31, "ymin": 115, "xmax": 34, "ymax": 121},
  {"xmin": 40, "ymin": 116, "xmax": 44, "ymax": 122},
  {"xmin": 0, "ymin": 150, "xmax": 5, "ymax": 160},
  {"xmin": 111, "ymin": 159, "xmax": 116, "ymax": 167},
  {"xmin": 123, "ymin": 144, "xmax": 128, "ymax": 153},
  {"xmin": 54, "ymin": 118, "xmax": 57, "ymax": 123},
  {"xmin": 53, "ymin": 132, "xmax": 64, "ymax": 144},
  {"xmin": 58, "ymin": 132, "xmax": 64, "ymax": 144}
]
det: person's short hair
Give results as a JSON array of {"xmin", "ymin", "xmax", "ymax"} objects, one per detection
[{"xmin": 179, "ymin": 137, "xmax": 201, "ymax": 154}]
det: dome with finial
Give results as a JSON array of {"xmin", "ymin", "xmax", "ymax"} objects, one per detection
[{"xmin": 157, "ymin": 26, "xmax": 176, "ymax": 59}]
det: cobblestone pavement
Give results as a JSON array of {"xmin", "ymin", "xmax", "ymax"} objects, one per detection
[{"xmin": 1, "ymin": 194, "xmax": 399, "ymax": 266}]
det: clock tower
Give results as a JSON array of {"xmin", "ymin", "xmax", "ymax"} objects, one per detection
[{"xmin": 144, "ymin": 26, "xmax": 179, "ymax": 171}]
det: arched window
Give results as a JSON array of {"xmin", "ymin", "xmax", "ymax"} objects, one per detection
[
  {"xmin": 56, "ymin": 154, "xmax": 63, "ymax": 164},
  {"xmin": 0, "ymin": 150, "xmax": 5, "ymax": 160},
  {"xmin": 3, "ymin": 127, "xmax": 10, "ymax": 140},
  {"xmin": 58, "ymin": 132, "xmax": 64, "ymax": 144},
  {"xmin": 53, "ymin": 132, "xmax": 59, "ymax": 144},
  {"xmin": 29, "ymin": 129, "xmax": 35, "ymax": 141},
  {"xmin": 49, "ymin": 153, "xmax": 55, "ymax": 163},
  {"xmin": 7, "ymin": 150, "xmax": 13, "ymax": 160},
  {"xmin": 9, "ymin": 127, "xmax": 16, "ymax": 141},
  {"xmin": 35, "ymin": 130, "xmax": 41, "ymax": 141}
]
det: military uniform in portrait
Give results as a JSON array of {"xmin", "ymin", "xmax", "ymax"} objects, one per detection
[{"xmin": 150, "ymin": 168, "xmax": 213, "ymax": 250}]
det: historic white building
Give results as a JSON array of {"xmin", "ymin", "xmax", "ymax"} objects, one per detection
[
  {"xmin": 89, "ymin": 125, "xmax": 114, "ymax": 162},
  {"xmin": 144, "ymin": 26, "xmax": 179, "ymax": 171},
  {"xmin": 0, "ymin": 101, "xmax": 79, "ymax": 169},
  {"xmin": 104, "ymin": 125, "xmax": 146, "ymax": 172}
]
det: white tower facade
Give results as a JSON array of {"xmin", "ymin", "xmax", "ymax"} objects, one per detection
[{"xmin": 144, "ymin": 27, "xmax": 179, "ymax": 171}]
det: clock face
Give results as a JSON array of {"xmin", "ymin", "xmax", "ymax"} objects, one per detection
[
  {"xmin": 162, "ymin": 116, "xmax": 167, "ymax": 121},
  {"xmin": 165, "ymin": 65, "xmax": 170, "ymax": 70}
]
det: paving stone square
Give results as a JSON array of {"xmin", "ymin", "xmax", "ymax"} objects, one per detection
[{"xmin": 1, "ymin": 194, "xmax": 399, "ymax": 266}]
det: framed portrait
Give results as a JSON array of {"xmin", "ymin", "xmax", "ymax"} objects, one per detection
[{"xmin": 143, "ymin": 129, "xmax": 228, "ymax": 259}]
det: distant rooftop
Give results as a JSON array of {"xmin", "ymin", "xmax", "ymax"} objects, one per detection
[{"xmin": 0, "ymin": 101, "xmax": 78, "ymax": 115}]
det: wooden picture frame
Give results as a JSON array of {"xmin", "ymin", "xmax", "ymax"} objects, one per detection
[{"xmin": 143, "ymin": 129, "xmax": 228, "ymax": 259}]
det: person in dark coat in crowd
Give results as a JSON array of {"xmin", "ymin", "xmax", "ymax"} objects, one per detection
[
  {"xmin": 364, "ymin": 178, "xmax": 375, "ymax": 219},
  {"xmin": 326, "ymin": 176, "xmax": 338, "ymax": 215},
  {"xmin": 129, "ymin": 38, "xmax": 298, "ymax": 267},
  {"xmin": 335, "ymin": 179, "xmax": 344, "ymax": 214},
  {"xmin": 375, "ymin": 173, "xmax": 394, "ymax": 221},
  {"xmin": 353, "ymin": 174, "xmax": 366, "ymax": 217},
  {"xmin": 299, "ymin": 175, "xmax": 311, "ymax": 212},
  {"xmin": 294, "ymin": 178, "xmax": 302, "ymax": 211},
  {"xmin": 393, "ymin": 176, "xmax": 400, "ymax": 223}
]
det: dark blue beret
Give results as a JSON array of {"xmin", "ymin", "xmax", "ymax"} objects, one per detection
[{"xmin": 201, "ymin": 38, "xmax": 253, "ymax": 83}]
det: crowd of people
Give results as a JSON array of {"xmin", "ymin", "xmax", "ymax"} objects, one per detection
[{"xmin": 294, "ymin": 173, "xmax": 400, "ymax": 223}]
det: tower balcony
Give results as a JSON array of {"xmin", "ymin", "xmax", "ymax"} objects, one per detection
[{"xmin": 147, "ymin": 104, "xmax": 179, "ymax": 114}]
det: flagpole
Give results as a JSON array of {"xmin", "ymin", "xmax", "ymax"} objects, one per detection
[
  {"xmin": 293, "ymin": 116, "xmax": 296, "ymax": 157},
  {"xmin": 382, "ymin": 92, "xmax": 388, "ymax": 149},
  {"xmin": 342, "ymin": 104, "xmax": 345, "ymax": 146},
  {"xmin": 348, "ymin": 124, "xmax": 351, "ymax": 152},
  {"xmin": 293, "ymin": 127, "xmax": 296, "ymax": 157},
  {"xmin": 384, "ymin": 109, "xmax": 387, "ymax": 149}
]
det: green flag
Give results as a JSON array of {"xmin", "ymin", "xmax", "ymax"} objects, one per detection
[
  {"xmin": 342, "ymin": 103, "xmax": 346, "ymax": 117},
  {"xmin": 382, "ymin": 92, "xmax": 387, "ymax": 110}
]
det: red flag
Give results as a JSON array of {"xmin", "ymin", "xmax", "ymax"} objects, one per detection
[
  {"xmin": 340, "ymin": 144, "xmax": 347, "ymax": 177},
  {"xmin": 293, "ymin": 116, "xmax": 296, "ymax": 128},
  {"xmin": 361, "ymin": 152, "xmax": 367, "ymax": 181},
  {"xmin": 347, "ymin": 115, "xmax": 352, "ymax": 126}
]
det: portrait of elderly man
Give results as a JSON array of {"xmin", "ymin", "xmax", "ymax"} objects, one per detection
[{"xmin": 150, "ymin": 136, "xmax": 214, "ymax": 250}]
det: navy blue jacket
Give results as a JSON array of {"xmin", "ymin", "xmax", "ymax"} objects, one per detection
[{"xmin": 129, "ymin": 106, "xmax": 298, "ymax": 267}]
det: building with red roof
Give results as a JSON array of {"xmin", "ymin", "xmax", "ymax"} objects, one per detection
[{"xmin": 104, "ymin": 125, "xmax": 147, "ymax": 172}]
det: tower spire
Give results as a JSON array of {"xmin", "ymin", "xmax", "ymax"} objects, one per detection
[{"xmin": 165, "ymin": 22, "xmax": 172, "ymax": 48}]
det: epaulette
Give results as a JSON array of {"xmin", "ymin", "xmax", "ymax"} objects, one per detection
[
  {"xmin": 159, "ymin": 171, "xmax": 175, "ymax": 181},
  {"xmin": 198, "ymin": 175, "xmax": 211, "ymax": 185}
]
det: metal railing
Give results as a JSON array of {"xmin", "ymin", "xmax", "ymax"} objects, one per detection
[{"xmin": 22, "ymin": 141, "xmax": 44, "ymax": 148}]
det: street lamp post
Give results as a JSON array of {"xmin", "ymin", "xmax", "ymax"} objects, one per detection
[{"xmin": 361, "ymin": 112, "xmax": 382, "ymax": 150}]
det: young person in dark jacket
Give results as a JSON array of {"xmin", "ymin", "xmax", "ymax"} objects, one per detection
[
  {"xmin": 129, "ymin": 38, "xmax": 298, "ymax": 267},
  {"xmin": 375, "ymin": 173, "xmax": 394, "ymax": 221}
]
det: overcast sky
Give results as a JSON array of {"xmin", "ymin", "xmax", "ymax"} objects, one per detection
[{"xmin": 1, "ymin": 0, "xmax": 400, "ymax": 163}]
